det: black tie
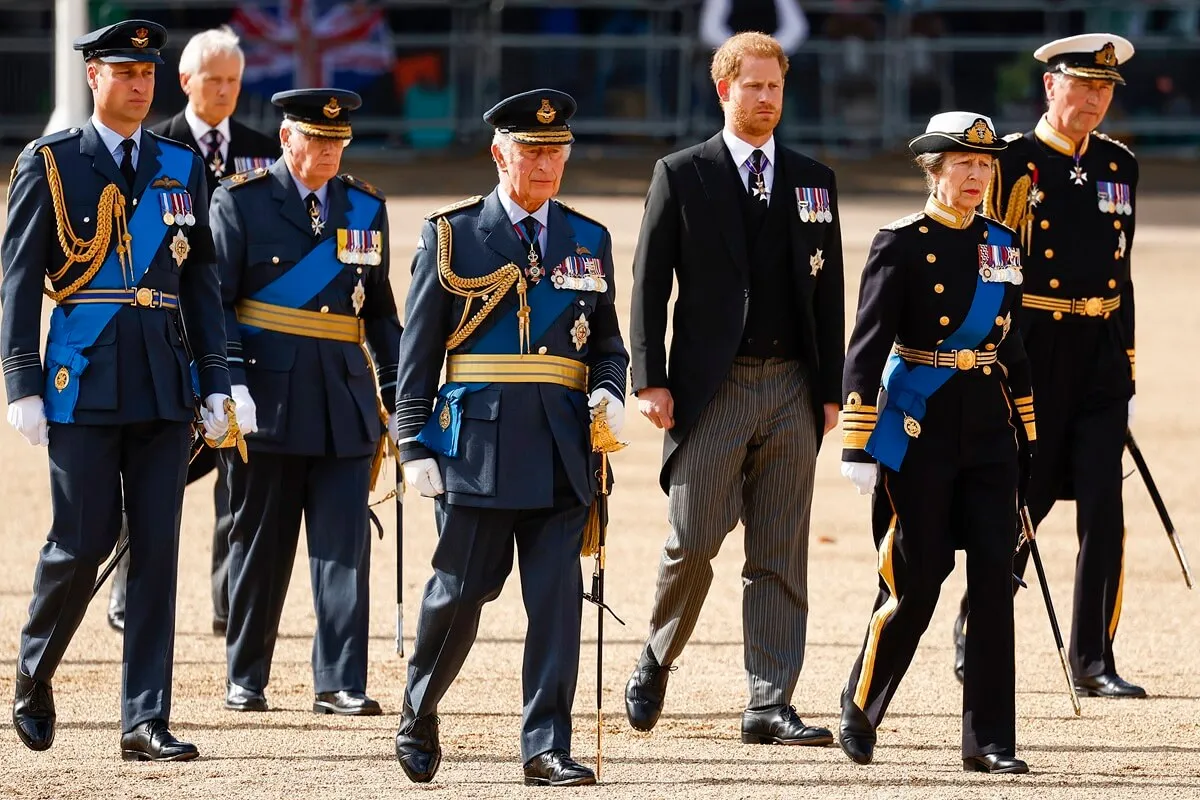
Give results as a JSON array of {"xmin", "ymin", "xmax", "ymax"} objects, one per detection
[
  {"xmin": 204, "ymin": 129, "xmax": 224, "ymax": 176},
  {"xmin": 119, "ymin": 138, "xmax": 136, "ymax": 188},
  {"xmin": 306, "ymin": 192, "xmax": 323, "ymax": 237},
  {"xmin": 520, "ymin": 216, "xmax": 543, "ymax": 262}
]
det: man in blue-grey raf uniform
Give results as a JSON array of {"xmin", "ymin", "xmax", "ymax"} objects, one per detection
[
  {"xmin": 2, "ymin": 20, "xmax": 232, "ymax": 761},
  {"xmin": 211, "ymin": 88, "xmax": 401, "ymax": 717},
  {"xmin": 393, "ymin": 89, "xmax": 628, "ymax": 787}
]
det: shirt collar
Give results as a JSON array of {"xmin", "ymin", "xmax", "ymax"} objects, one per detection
[
  {"xmin": 496, "ymin": 186, "xmax": 549, "ymax": 230},
  {"xmin": 722, "ymin": 128, "xmax": 775, "ymax": 169},
  {"xmin": 289, "ymin": 169, "xmax": 329, "ymax": 207},
  {"xmin": 1035, "ymin": 115, "xmax": 1089, "ymax": 158},
  {"xmin": 184, "ymin": 105, "xmax": 232, "ymax": 149},
  {"xmin": 924, "ymin": 194, "xmax": 975, "ymax": 229},
  {"xmin": 91, "ymin": 115, "xmax": 142, "ymax": 158}
]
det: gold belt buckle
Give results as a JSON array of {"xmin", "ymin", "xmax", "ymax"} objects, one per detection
[
  {"xmin": 134, "ymin": 287, "xmax": 154, "ymax": 308},
  {"xmin": 955, "ymin": 349, "xmax": 977, "ymax": 370},
  {"xmin": 1082, "ymin": 297, "xmax": 1103, "ymax": 317}
]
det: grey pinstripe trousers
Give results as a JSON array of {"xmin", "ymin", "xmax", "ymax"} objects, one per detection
[{"xmin": 646, "ymin": 357, "xmax": 818, "ymax": 708}]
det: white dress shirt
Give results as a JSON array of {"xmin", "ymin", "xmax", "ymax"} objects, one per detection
[
  {"xmin": 497, "ymin": 186, "xmax": 549, "ymax": 253},
  {"xmin": 722, "ymin": 128, "xmax": 776, "ymax": 195},
  {"xmin": 92, "ymin": 115, "xmax": 142, "ymax": 170},
  {"xmin": 185, "ymin": 105, "xmax": 232, "ymax": 164}
]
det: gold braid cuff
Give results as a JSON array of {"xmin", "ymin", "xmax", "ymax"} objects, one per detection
[{"xmin": 436, "ymin": 216, "xmax": 531, "ymax": 353}]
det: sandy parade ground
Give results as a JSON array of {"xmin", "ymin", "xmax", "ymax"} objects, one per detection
[{"xmin": 0, "ymin": 183, "xmax": 1197, "ymax": 800}]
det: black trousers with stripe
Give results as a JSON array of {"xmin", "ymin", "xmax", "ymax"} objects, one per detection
[{"xmin": 844, "ymin": 433, "xmax": 1018, "ymax": 758}]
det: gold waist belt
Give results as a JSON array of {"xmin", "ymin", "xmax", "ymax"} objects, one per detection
[
  {"xmin": 235, "ymin": 298, "xmax": 364, "ymax": 343},
  {"xmin": 895, "ymin": 345, "xmax": 999, "ymax": 371},
  {"xmin": 1022, "ymin": 293, "xmax": 1120, "ymax": 318},
  {"xmin": 445, "ymin": 354, "xmax": 587, "ymax": 391},
  {"xmin": 59, "ymin": 287, "xmax": 179, "ymax": 309}
]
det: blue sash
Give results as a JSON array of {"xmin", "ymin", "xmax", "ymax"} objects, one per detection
[
  {"xmin": 43, "ymin": 142, "xmax": 194, "ymax": 423},
  {"xmin": 417, "ymin": 210, "xmax": 606, "ymax": 457},
  {"xmin": 239, "ymin": 186, "xmax": 382, "ymax": 335},
  {"xmin": 866, "ymin": 222, "xmax": 1013, "ymax": 470}
]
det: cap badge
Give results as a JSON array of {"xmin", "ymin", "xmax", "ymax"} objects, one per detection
[
  {"xmin": 964, "ymin": 119, "xmax": 995, "ymax": 145},
  {"xmin": 131, "ymin": 28, "xmax": 150, "ymax": 48},
  {"xmin": 1095, "ymin": 42, "xmax": 1118, "ymax": 66},
  {"xmin": 323, "ymin": 98, "xmax": 342, "ymax": 119},
  {"xmin": 536, "ymin": 99, "xmax": 556, "ymax": 124}
]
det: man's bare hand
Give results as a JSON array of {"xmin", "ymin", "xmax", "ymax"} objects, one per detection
[{"xmin": 638, "ymin": 387, "xmax": 675, "ymax": 430}]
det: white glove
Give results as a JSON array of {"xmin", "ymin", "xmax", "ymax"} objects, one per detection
[
  {"xmin": 201, "ymin": 393, "xmax": 231, "ymax": 439},
  {"xmin": 7, "ymin": 396, "xmax": 48, "ymax": 447},
  {"xmin": 1127, "ymin": 396, "xmax": 1136, "ymax": 428},
  {"xmin": 387, "ymin": 412, "xmax": 398, "ymax": 444},
  {"xmin": 588, "ymin": 388, "xmax": 625, "ymax": 438},
  {"xmin": 403, "ymin": 457, "xmax": 444, "ymax": 497},
  {"xmin": 231, "ymin": 384, "xmax": 258, "ymax": 434},
  {"xmin": 841, "ymin": 460, "xmax": 878, "ymax": 496}
]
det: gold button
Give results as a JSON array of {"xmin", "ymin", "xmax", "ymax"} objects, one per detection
[
  {"xmin": 934, "ymin": 283, "xmax": 944, "ymax": 294},
  {"xmin": 1053, "ymin": 311, "xmax": 1064, "ymax": 321},
  {"xmin": 926, "ymin": 253, "xmax": 936, "ymax": 264},
  {"xmin": 1044, "ymin": 248, "xmax": 1054, "ymax": 259},
  {"xmin": 1027, "ymin": 162, "xmax": 1036, "ymax": 170},
  {"xmin": 936, "ymin": 339, "xmax": 944, "ymax": 345},
  {"xmin": 985, "ymin": 343, "xmax": 996, "ymax": 351},
  {"xmin": 1110, "ymin": 161, "xmax": 1118, "ymax": 171},
  {"xmin": 1040, "ymin": 219, "xmax": 1050, "ymax": 230},
  {"xmin": 918, "ymin": 226, "xmax": 929, "ymax": 234},
  {"xmin": 1108, "ymin": 279, "xmax": 1117, "ymax": 289},
  {"xmin": 1104, "ymin": 311, "xmax": 1111, "ymax": 319},
  {"xmin": 1049, "ymin": 278, "xmax": 1060, "ymax": 289},
  {"xmin": 983, "ymin": 230, "xmax": 988, "ymax": 239},
  {"xmin": 939, "ymin": 316, "xmax": 950, "ymax": 326},
  {"xmin": 995, "ymin": 316, "xmax": 1005, "ymax": 326},
  {"xmin": 272, "ymin": 256, "xmax": 280, "ymax": 264},
  {"xmin": 982, "ymin": 366, "xmax": 992, "ymax": 375},
  {"xmin": 1114, "ymin": 220, "xmax": 1122, "ymax": 230},
  {"xmin": 356, "ymin": 268, "xmax": 363, "ymax": 274},
  {"xmin": 537, "ymin": 346, "xmax": 547, "ymax": 355},
  {"xmin": 320, "ymin": 305, "xmax": 330, "ymax": 313}
]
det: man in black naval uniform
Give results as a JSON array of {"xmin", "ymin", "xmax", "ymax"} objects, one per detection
[
  {"xmin": 952, "ymin": 34, "xmax": 1145, "ymax": 699},
  {"xmin": 211, "ymin": 88, "xmax": 401, "ymax": 716},
  {"xmin": 2, "ymin": 20, "xmax": 232, "ymax": 760},
  {"xmin": 393, "ymin": 89, "xmax": 628, "ymax": 786},
  {"xmin": 107, "ymin": 25, "xmax": 278, "ymax": 635}
]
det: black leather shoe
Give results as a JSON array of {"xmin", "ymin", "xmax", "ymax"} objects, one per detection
[
  {"xmin": 523, "ymin": 749, "xmax": 596, "ymax": 787},
  {"xmin": 313, "ymin": 691, "xmax": 382, "ymax": 716},
  {"xmin": 225, "ymin": 683, "xmax": 268, "ymax": 712},
  {"xmin": 1075, "ymin": 672, "xmax": 1146, "ymax": 698},
  {"xmin": 838, "ymin": 702, "xmax": 875, "ymax": 765},
  {"xmin": 107, "ymin": 608, "xmax": 125, "ymax": 633},
  {"xmin": 13, "ymin": 671, "xmax": 55, "ymax": 752},
  {"xmin": 395, "ymin": 713, "xmax": 441, "ymax": 783},
  {"xmin": 625, "ymin": 645, "xmax": 674, "ymax": 732},
  {"xmin": 741, "ymin": 705, "xmax": 833, "ymax": 746},
  {"xmin": 952, "ymin": 611, "xmax": 966, "ymax": 685},
  {"xmin": 212, "ymin": 618, "xmax": 227, "ymax": 636},
  {"xmin": 964, "ymin": 753, "xmax": 1029, "ymax": 774},
  {"xmin": 120, "ymin": 719, "xmax": 199, "ymax": 762}
]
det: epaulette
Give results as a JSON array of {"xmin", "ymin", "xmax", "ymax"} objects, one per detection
[
  {"xmin": 1003, "ymin": 132, "xmax": 1023, "ymax": 142},
  {"xmin": 1093, "ymin": 131, "xmax": 1135, "ymax": 157},
  {"xmin": 880, "ymin": 211, "xmax": 925, "ymax": 231},
  {"xmin": 22, "ymin": 127, "xmax": 83, "ymax": 153},
  {"xmin": 978, "ymin": 213, "xmax": 1019, "ymax": 237},
  {"xmin": 340, "ymin": 173, "xmax": 384, "ymax": 199},
  {"xmin": 553, "ymin": 199, "xmax": 607, "ymax": 230},
  {"xmin": 425, "ymin": 195, "xmax": 483, "ymax": 220},
  {"xmin": 220, "ymin": 167, "xmax": 271, "ymax": 190}
]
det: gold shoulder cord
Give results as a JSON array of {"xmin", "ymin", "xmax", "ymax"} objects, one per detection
[
  {"xmin": 38, "ymin": 147, "xmax": 132, "ymax": 302},
  {"xmin": 435, "ymin": 216, "xmax": 530, "ymax": 353}
]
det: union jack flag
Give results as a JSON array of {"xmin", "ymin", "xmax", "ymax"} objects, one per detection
[{"xmin": 231, "ymin": 0, "xmax": 394, "ymax": 96}]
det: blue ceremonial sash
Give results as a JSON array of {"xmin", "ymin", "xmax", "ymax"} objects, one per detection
[
  {"xmin": 417, "ymin": 210, "xmax": 606, "ymax": 457},
  {"xmin": 43, "ymin": 142, "xmax": 194, "ymax": 423},
  {"xmin": 866, "ymin": 222, "xmax": 1013, "ymax": 470},
  {"xmin": 239, "ymin": 187, "xmax": 382, "ymax": 335}
]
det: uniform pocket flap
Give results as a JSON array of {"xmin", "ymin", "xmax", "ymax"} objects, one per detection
[
  {"xmin": 244, "ymin": 337, "xmax": 297, "ymax": 371},
  {"xmin": 248, "ymin": 243, "xmax": 303, "ymax": 266},
  {"xmin": 462, "ymin": 388, "xmax": 500, "ymax": 421}
]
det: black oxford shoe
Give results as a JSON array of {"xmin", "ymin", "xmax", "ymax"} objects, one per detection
[
  {"xmin": 964, "ymin": 753, "xmax": 1029, "ymax": 774},
  {"xmin": 952, "ymin": 612, "xmax": 966, "ymax": 685},
  {"xmin": 837, "ymin": 702, "xmax": 875, "ymax": 765},
  {"xmin": 212, "ymin": 617, "xmax": 227, "ymax": 636},
  {"xmin": 313, "ymin": 690, "xmax": 382, "ymax": 716},
  {"xmin": 120, "ymin": 719, "xmax": 199, "ymax": 762},
  {"xmin": 395, "ymin": 714, "xmax": 441, "ymax": 783},
  {"xmin": 625, "ymin": 645, "xmax": 674, "ymax": 732},
  {"xmin": 741, "ymin": 705, "xmax": 833, "ymax": 746},
  {"xmin": 523, "ymin": 749, "xmax": 596, "ymax": 787},
  {"xmin": 225, "ymin": 682, "xmax": 268, "ymax": 712},
  {"xmin": 1074, "ymin": 673, "xmax": 1147, "ymax": 698},
  {"xmin": 13, "ymin": 671, "xmax": 55, "ymax": 752}
]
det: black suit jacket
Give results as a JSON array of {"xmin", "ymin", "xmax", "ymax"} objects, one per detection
[
  {"xmin": 150, "ymin": 111, "xmax": 278, "ymax": 198},
  {"xmin": 630, "ymin": 132, "xmax": 845, "ymax": 489}
]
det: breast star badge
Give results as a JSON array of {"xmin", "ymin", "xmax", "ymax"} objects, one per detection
[
  {"xmin": 570, "ymin": 313, "xmax": 591, "ymax": 351},
  {"xmin": 1070, "ymin": 165, "xmax": 1088, "ymax": 185},
  {"xmin": 169, "ymin": 229, "xmax": 190, "ymax": 267},
  {"xmin": 351, "ymin": 279, "xmax": 366, "ymax": 315},
  {"xmin": 810, "ymin": 248, "xmax": 825, "ymax": 276}
]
